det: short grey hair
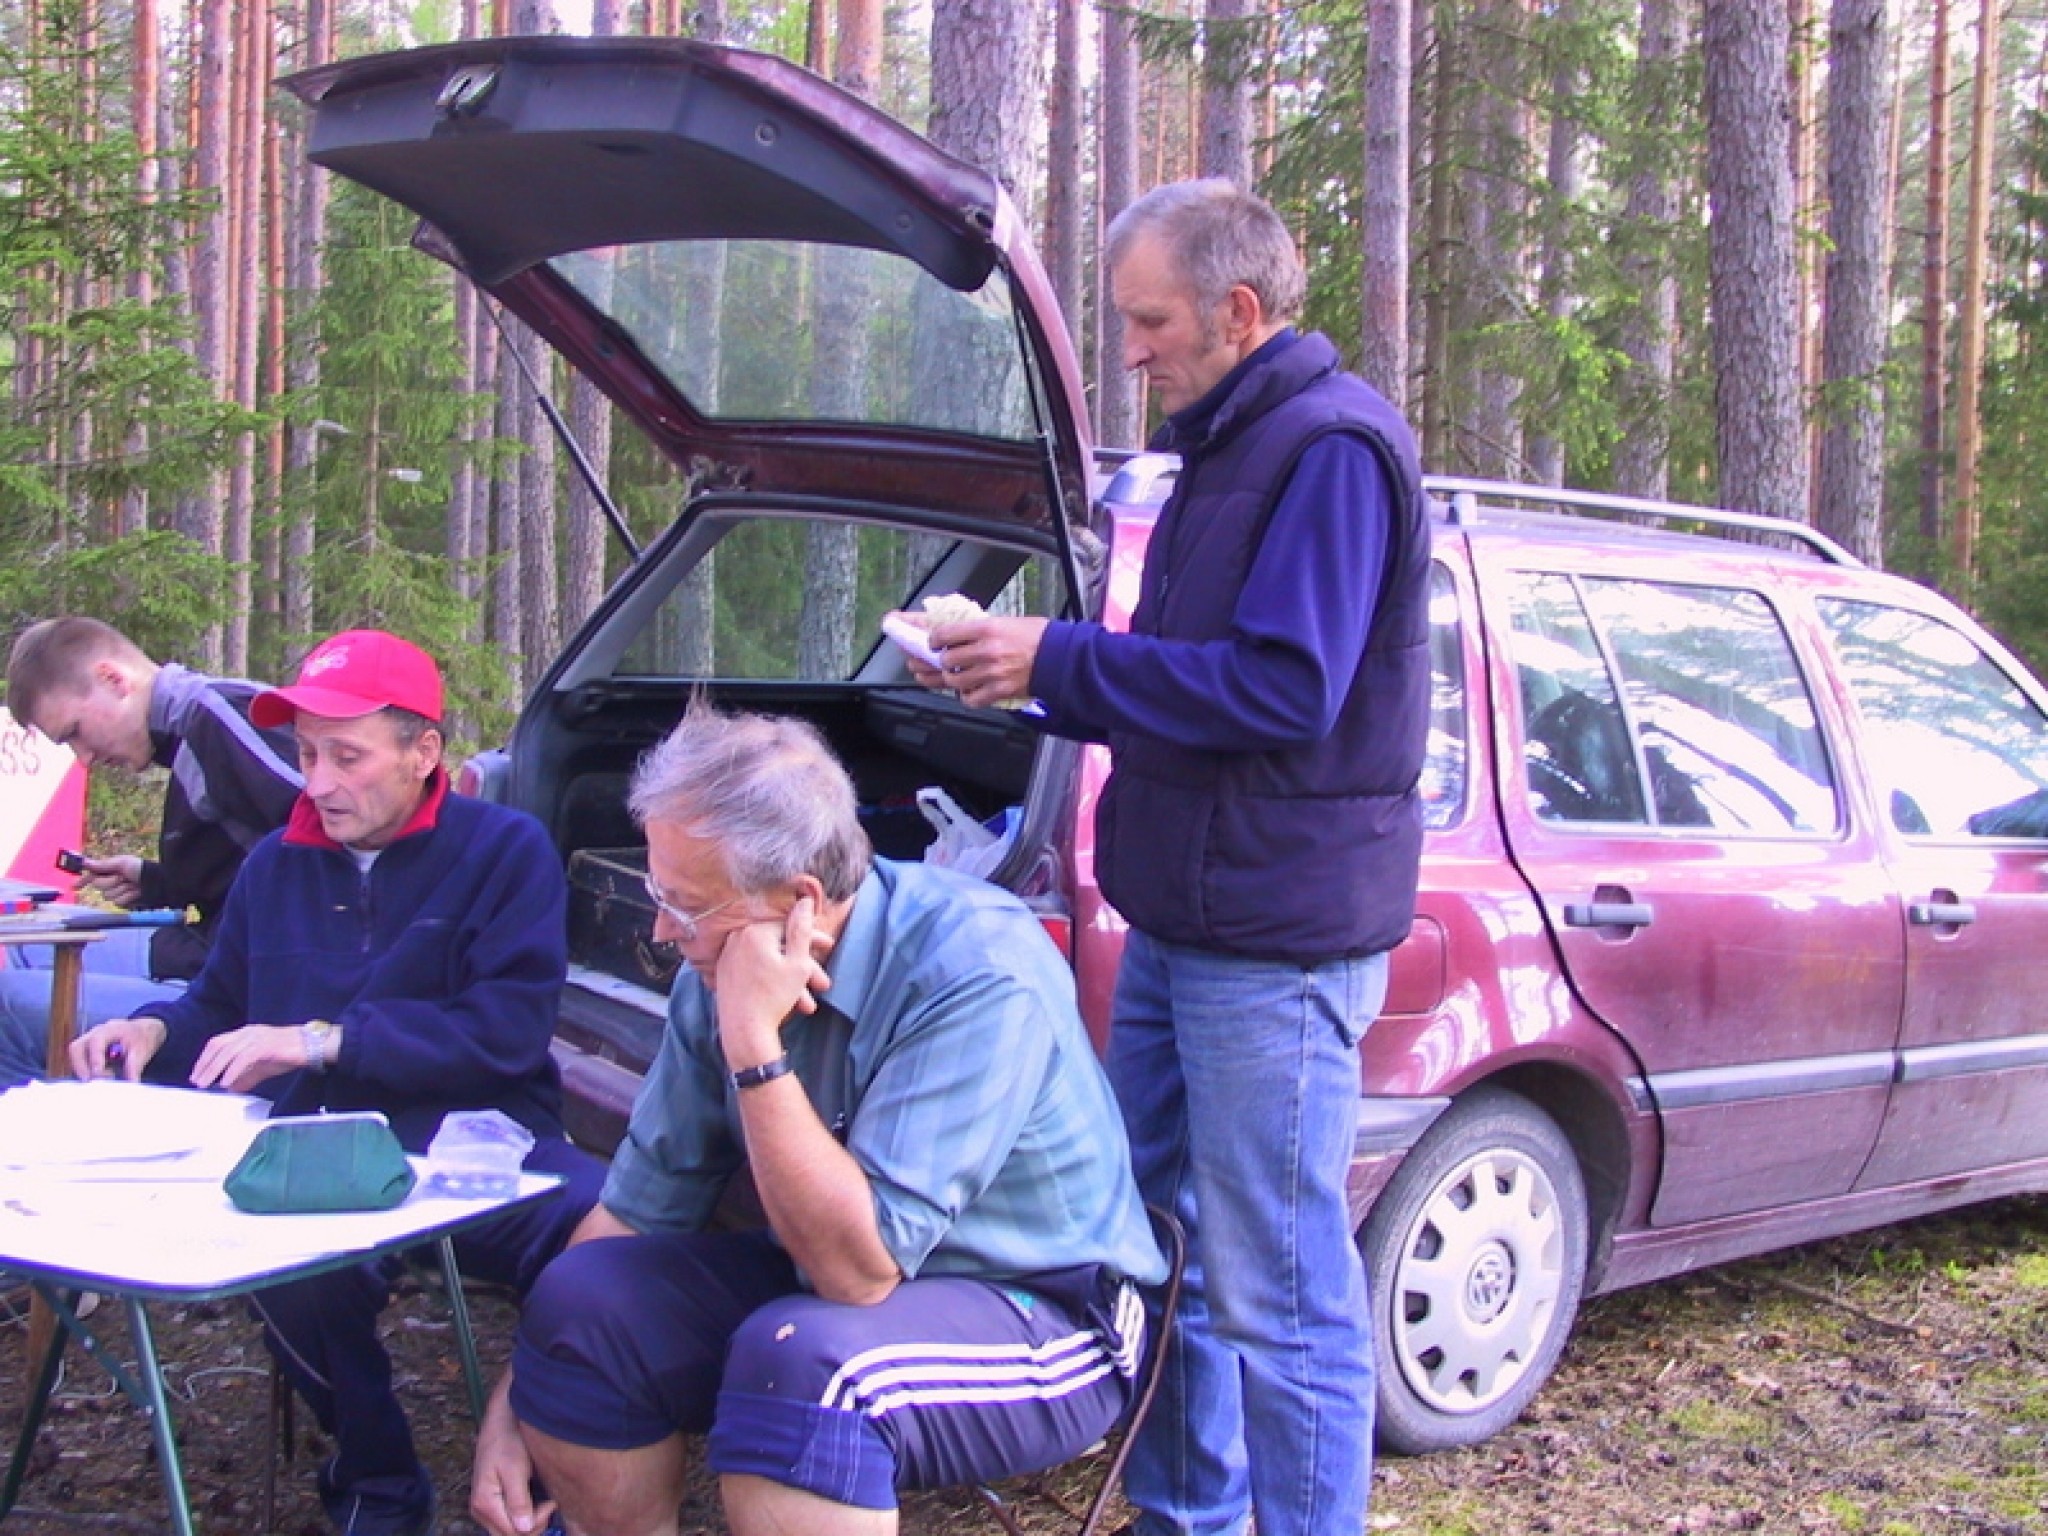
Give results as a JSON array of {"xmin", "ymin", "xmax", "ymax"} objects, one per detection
[
  {"xmin": 629, "ymin": 699, "xmax": 871, "ymax": 903},
  {"xmin": 1106, "ymin": 178, "xmax": 1306, "ymax": 326}
]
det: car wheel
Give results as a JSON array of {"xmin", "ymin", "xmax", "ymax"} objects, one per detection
[{"xmin": 1361, "ymin": 1086, "xmax": 1589, "ymax": 1454}]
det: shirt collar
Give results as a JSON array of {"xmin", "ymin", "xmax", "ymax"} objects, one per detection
[
  {"xmin": 1163, "ymin": 327, "xmax": 1298, "ymax": 448},
  {"xmin": 811, "ymin": 863, "xmax": 889, "ymax": 1026},
  {"xmin": 282, "ymin": 765, "xmax": 450, "ymax": 850}
]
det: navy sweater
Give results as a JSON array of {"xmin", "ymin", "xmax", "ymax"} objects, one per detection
[{"xmin": 144, "ymin": 774, "xmax": 569, "ymax": 1151}]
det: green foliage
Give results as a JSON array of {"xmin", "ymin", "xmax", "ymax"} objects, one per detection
[
  {"xmin": 1968, "ymin": 102, "xmax": 2048, "ymax": 678},
  {"xmin": 0, "ymin": 531, "xmax": 237, "ymax": 661},
  {"xmin": 0, "ymin": 7, "xmax": 243, "ymax": 643}
]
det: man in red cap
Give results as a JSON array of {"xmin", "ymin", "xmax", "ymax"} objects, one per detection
[{"xmin": 72, "ymin": 629, "xmax": 603, "ymax": 1536}]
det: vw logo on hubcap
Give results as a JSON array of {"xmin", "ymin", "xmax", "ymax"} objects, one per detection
[{"xmin": 1465, "ymin": 1242, "xmax": 1515, "ymax": 1322}]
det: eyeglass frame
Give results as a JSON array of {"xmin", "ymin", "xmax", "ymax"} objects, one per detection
[{"xmin": 642, "ymin": 872, "xmax": 741, "ymax": 942}]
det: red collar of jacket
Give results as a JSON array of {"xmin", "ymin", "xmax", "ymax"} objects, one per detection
[{"xmin": 283, "ymin": 766, "xmax": 449, "ymax": 851}]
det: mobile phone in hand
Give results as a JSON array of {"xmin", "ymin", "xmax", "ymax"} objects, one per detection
[{"xmin": 55, "ymin": 848, "xmax": 88, "ymax": 876}]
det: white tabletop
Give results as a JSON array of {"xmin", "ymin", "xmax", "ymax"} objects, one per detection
[{"xmin": 0, "ymin": 1080, "xmax": 559, "ymax": 1296}]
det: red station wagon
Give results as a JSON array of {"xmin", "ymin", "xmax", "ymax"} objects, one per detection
[{"xmin": 290, "ymin": 36, "xmax": 2048, "ymax": 1454}]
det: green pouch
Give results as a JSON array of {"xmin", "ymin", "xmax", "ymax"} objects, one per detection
[{"xmin": 225, "ymin": 1114, "xmax": 417, "ymax": 1213}]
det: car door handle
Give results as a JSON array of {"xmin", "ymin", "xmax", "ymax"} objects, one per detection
[
  {"xmin": 1907, "ymin": 899, "xmax": 1976, "ymax": 926},
  {"xmin": 1563, "ymin": 901, "xmax": 1654, "ymax": 929}
]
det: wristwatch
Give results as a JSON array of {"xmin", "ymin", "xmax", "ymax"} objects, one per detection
[
  {"xmin": 301, "ymin": 1018, "xmax": 337, "ymax": 1072},
  {"xmin": 729, "ymin": 1054, "xmax": 793, "ymax": 1091}
]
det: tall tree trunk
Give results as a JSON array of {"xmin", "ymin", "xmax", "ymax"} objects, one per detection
[
  {"xmin": 285, "ymin": 0, "xmax": 331, "ymax": 647},
  {"xmin": 1528, "ymin": 0, "xmax": 1581, "ymax": 487},
  {"xmin": 224, "ymin": 0, "xmax": 266, "ymax": 674},
  {"xmin": 1949, "ymin": 0, "xmax": 2003, "ymax": 589},
  {"xmin": 1043, "ymin": 0, "xmax": 1084, "ymax": 342},
  {"xmin": 120, "ymin": 0, "xmax": 161, "ymax": 538},
  {"xmin": 261, "ymin": 8, "xmax": 288, "ymax": 657},
  {"xmin": 1095, "ymin": 0, "xmax": 1142, "ymax": 446},
  {"xmin": 562, "ymin": 0, "xmax": 622, "ymax": 636},
  {"xmin": 1917, "ymin": 0, "xmax": 1951, "ymax": 549},
  {"xmin": 798, "ymin": 0, "xmax": 882, "ymax": 682},
  {"xmin": 1420, "ymin": 2, "xmax": 1456, "ymax": 469},
  {"xmin": 671, "ymin": 0, "xmax": 727, "ymax": 676},
  {"xmin": 1455, "ymin": 0, "xmax": 1531, "ymax": 478},
  {"xmin": 1612, "ymin": 0, "xmax": 1685, "ymax": 501},
  {"xmin": 1200, "ymin": 0, "xmax": 1255, "ymax": 186},
  {"xmin": 490, "ymin": 334, "xmax": 525, "ymax": 672},
  {"xmin": 1814, "ymin": 0, "xmax": 1890, "ymax": 563},
  {"xmin": 927, "ymin": 0, "xmax": 1042, "ymax": 208},
  {"xmin": 1788, "ymin": 0, "xmax": 1822, "ymax": 497},
  {"xmin": 1360, "ymin": 0, "xmax": 1411, "ymax": 411},
  {"xmin": 509, "ymin": 0, "xmax": 560, "ymax": 685},
  {"xmin": 1703, "ymin": 1, "xmax": 1808, "ymax": 521},
  {"xmin": 184, "ymin": 0, "xmax": 235, "ymax": 666}
]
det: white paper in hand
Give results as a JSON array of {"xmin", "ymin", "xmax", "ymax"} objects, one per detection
[{"xmin": 881, "ymin": 613, "xmax": 944, "ymax": 669}]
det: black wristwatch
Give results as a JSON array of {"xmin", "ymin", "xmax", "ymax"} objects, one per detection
[{"xmin": 729, "ymin": 1054, "xmax": 793, "ymax": 1091}]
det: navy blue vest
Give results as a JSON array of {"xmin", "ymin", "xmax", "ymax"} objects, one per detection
[{"xmin": 1096, "ymin": 332, "xmax": 1431, "ymax": 961}]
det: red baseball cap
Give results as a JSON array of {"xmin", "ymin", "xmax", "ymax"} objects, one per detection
[{"xmin": 252, "ymin": 630, "xmax": 444, "ymax": 728}]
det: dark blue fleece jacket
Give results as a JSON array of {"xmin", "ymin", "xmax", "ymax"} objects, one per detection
[{"xmin": 143, "ymin": 773, "xmax": 569, "ymax": 1152}]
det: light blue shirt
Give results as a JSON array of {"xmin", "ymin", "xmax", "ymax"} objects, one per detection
[{"xmin": 603, "ymin": 858, "xmax": 1164, "ymax": 1286}]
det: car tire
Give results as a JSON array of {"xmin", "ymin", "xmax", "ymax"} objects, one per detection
[{"xmin": 1361, "ymin": 1085, "xmax": 1589, "ymax": 1454}]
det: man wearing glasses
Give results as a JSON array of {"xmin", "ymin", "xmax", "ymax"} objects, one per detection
[
  {"xmin": 72, "ymin": 629, "xmax": 603, "ymax": 1536},
  {"xmin": 468, "ymin": 700, "xmax": 1164, "ymax": 1536}
]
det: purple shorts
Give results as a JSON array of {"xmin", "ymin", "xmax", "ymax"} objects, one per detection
[{"xmin": 510, "ymin": 1228, "xmax": 1141, "ymax": 1509}]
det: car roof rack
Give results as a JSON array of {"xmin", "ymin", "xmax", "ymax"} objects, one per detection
[{"xmin": 1429, "ymin": 475, "xmax": 1862, "ymax": 568}]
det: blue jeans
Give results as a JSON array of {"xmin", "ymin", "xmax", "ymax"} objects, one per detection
[
  {"xmin": 0, "ymin": 929, "xmax": 183, "ymax": 1088},
  {"xmin": 1108, "ymin": 931, "xmax": 1386, "ymax": 1536}
]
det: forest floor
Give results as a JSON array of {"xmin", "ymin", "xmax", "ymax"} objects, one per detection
[{"xmin": 3, "ymin": 1193, "xmax": 2045, "ymax": 1536}]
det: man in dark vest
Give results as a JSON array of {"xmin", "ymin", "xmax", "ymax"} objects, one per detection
[{"xmin": 907, "ymin": 179, "xmax": 1432, "ymax": 1536}]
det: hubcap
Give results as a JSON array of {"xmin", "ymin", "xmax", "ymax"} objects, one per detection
[{"xmin": 1390, "ymin": 1147, "xmax": 1566, "ymax": 1416}]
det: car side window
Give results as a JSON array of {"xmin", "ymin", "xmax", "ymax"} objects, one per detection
[
  {"xmin": 1507, "ymin": 573, "xmax": 1647, "ymax": 824},
  {"xmin": 1507, "ymin": 572, "xmax": 1837, "ymax": 834},
  {"xmin": 1421, "ymin": 564, "xmax": 1468, "ymax": 829},
  {"xmin": 1581, "ymin": 578, "xmax": 1838, "ymax": 835},
  {"xmin": 1816, "ymin": 599, "xmax": 2048, "ymax": 839}
]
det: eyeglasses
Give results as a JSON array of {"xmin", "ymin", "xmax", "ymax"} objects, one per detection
[{"xmin": 642, "ymin": 874, "xmax": 739, "ymax": 942}]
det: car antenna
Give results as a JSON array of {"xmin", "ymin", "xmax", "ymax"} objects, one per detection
[{"xmin": 484, "ymin": 296, "xmax": 641, "ymax": 561}]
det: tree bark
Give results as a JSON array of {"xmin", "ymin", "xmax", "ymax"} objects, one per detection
[
  {"xmin": 1814, "ymin": 0, "xmax": 1890, "ymax": 563},
  {"xmin": 1703, "ymin": 0, "xmax": 1809, "ymax": 521},
  {"xmin": 1095, "ymin": 0, "xmax": 1142, "ymax": 447},
  {"xmin": 284, "ymin": 0, "xmax": 331, "ymax": 647},
  {"xmin": 183, "ymin": 0, "xmax": 234, "ymax": 666},
  {"xmin": 1612, "ymin": 0, "xmax": 1685, "ymax": 501},
  {"xmin": 120, "ymin": 0, "xmax": 161, "ymax": 538},
  {"xmin": 1917, "ymin": 0, "xmax": 1951, "ymax": 549},
  {"xmin": 927, "ymin": 0, "xmax": 1042, "ymax": 208},
  {"xmin": 1044, "ymin": 0, "xmax": 1084, "ymax": 344},
  {"xmin": 1949, "ymin": 0, "xmax": 2003, "ymax": 588},
  {"xmin": 562, "ymin": 0, "xmax": 623, "ymax": 636},
  {"xmin": 224, "ymin": 0, "xmax": 266, "ymax": 673},
  {"xmin": 1200, "ymin": 0, "xmax": 1256, "ymax": 187},
  {"xmin": 1360, "ymin": 0, "xmax": 1411, "ymax": 412},
  {"xmin": 1528, "ymin": 0, "xmax": 1580, "ymax": 486},
  {"xmin": 1457, "ymin": 0, "xmax": 1532, "ymax": 479},
  {"xmin": 796, "ymin": 0, "xmax": 883, "ymax": 682}
]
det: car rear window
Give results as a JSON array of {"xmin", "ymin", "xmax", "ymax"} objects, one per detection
[
  {"xmin": 609, "ymin": 516, "xmax": 1057, "ymax": 683},
  {"xmin": 552, "ymin": 240, "xmax": 1036, "ymax": 443},
  {"xmin": 1508, "ymin": 573, "xmax": 1838, "ymax": 835}
]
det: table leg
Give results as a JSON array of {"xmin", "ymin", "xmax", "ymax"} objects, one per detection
[
  {"xmin": 0, "ymin": 1288, "xmax": 68, "ymax": 1520},
  {"xmin": 26, "ymin": 946, "xmax": 88, "ymax": 1371},
  {"xmin": 124, "ymin": 1299, "xmax": 197, "ymax": 1536},
  {"xmin": 45, "ymin": 943, "xmax": 83, "ymax": 1078},
  {"xmin": 437, "ymin": 1236, "xmax": 487, "ymax": 1422}
]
